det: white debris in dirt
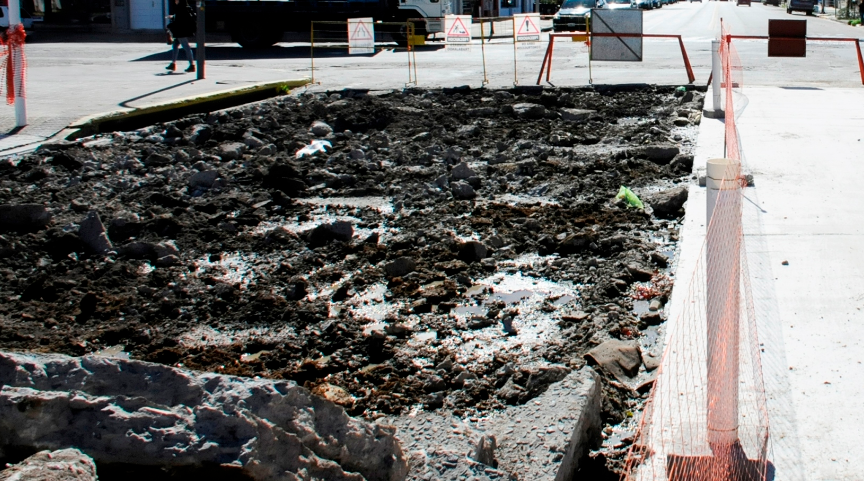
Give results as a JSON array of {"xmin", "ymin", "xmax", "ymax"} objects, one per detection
[
  {"xmin": 191, "ymin": 251, "xmax": 280, "ymax": 290},
  {"xmin": 298, "ymin": 196, "xmax": 395, "ymax": 215},
  {"xmin": 342, "ymin": 283, "xmax": 392, "ymax": 322},
  {"xmin": 443, "ymin": 269, "xmax": 581, "ymax": 367},
  {"xmin": 177, "ymin": 325, "xmax": 297, "ymax": 349}
]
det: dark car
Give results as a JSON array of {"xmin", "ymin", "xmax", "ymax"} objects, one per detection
[
  {"xmin": 553, "ymin": 0, "xmax": 607, "ymax": 32},
  {"xmin": 737, "ymin": 0, "xmax": 751, "ymax": 6},
  {"xmin": 787, "ymin": 0, "xmax": 815, "ymax": 13}
]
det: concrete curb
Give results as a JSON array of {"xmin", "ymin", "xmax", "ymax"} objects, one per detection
[{"xmin": 64, "ymin": 78, "xmax": 311, "ymax": 140}]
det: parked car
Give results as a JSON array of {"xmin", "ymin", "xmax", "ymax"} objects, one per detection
[
  {"xmin": 0, "ymin": 5, "xmax": 34, "ymax": 29},
  {"xmin": 607, "ymin": 0, "xmax": 634, "ymax": 9},
  {"xmin": 690, "ymin": 0, "xmax": 703, "ymax": 3},
  {"xmin": 787, "ymin": 0, "xmax": 815, "ymax": 13},
  {"xmin": 635, "ymin": 0, "xmax": 653, "ymax": 8},
  {"xmin": 737, "ymin": 0, "xmax": 751, "ymax": 6},
  {"xmin": 762, "ymin": 0, "xmax": 780, "ymax": 5},
  {"xmin": 553, "ymin": 0, "xmax": 607, "ymax": 32}
]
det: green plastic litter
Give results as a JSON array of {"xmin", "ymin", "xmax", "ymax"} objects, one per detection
[
  {"xmin": 676, "ymin": 86, "xmax": 687, "ymax": 93},
  {"xmin": 616, "ymin": 186, "xmax": 644, "ymax": 209}
]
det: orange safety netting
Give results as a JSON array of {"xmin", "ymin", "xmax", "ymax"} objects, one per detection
[
  {"xmin": 621, "ymin": 22, "xmax": 770, "ymax": 481},
  {"xmin": 720, "ymin": 22, "xmax": 743, "ymax": 162},
  {"xmin": 0, "ymin": 24, "xmax": 27, "ymax": 105}
]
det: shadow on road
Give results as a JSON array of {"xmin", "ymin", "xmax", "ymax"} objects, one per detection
[
  {"xmin": 119, "ymin": 79, "xmax": 197, "ymax": 108},
  {"xmin": 133, "ymin": 44, "xmax": 444, "ymax": 61}
]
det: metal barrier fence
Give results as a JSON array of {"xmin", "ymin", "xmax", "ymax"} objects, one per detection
[
  {"xmin": 309, "ymin": 16, "xmax": 558, "ymax": 87},
  {"xmin": 310, "ymin": 20, "xmax": 419, "ymax": 86}
]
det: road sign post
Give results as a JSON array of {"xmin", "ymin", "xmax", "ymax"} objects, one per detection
[{"xmin": 348, "ymin": 18, "xmax": 375, "ymax": 55}]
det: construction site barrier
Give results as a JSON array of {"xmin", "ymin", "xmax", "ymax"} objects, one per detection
[
  {"xmin": 621, "ymin": 19, "xmax": 773, "ymax": 481},
  {"xmin": 724, "ymin": 34, "xmax": 864, "ymax": 85},
  {"xmin": 536, "ymin": 31, "xmax": 696, "ymax": 85},
  {"xmin": 310, "ymin": 20, "xmax": 418, "ymax": 86}
]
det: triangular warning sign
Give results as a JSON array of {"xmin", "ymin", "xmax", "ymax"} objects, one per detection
[
  {"xmin": 448, "ymin": 18, "xmax": 469, "ymax": 36},
  {"xmin": 351, "ymin": 21, "xmax": 373, "ymax": 41},
  {"xmin": 518, "ymin": 16, "xmax": 539, "ymax": 35}
]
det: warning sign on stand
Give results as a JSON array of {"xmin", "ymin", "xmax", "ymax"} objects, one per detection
[
  {"xmin": 445, "ymin": 15, "xmax": 472, "ymax": 47},
  {"xmin": 348, "ymin": 17, "xmax": 375, "ymax": 55},
  {"xmin": 514, "ymin": 13, "xmax": 541, "ymax": 42}
]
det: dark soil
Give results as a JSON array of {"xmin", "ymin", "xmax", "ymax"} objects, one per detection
[{"xmin": 0, "ymin": 86, "xmax": 701, "ymax": 446}]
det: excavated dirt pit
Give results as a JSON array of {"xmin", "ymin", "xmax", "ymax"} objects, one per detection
[{"xmin": 0, "ymin": 85, "xmax": 703, "ymax": 476}]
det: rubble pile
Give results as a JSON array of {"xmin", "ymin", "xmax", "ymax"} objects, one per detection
[{"xmin": 0, "ymin": 85, "xmax": 702, "ymax": 476}]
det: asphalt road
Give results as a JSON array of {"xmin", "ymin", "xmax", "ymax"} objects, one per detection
[{"xmin": 1, "ymin": 4, "xmax": 862, "ymax": 150}]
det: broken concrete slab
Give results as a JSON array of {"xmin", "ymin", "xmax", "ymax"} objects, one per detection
[
  {"xmin": 0, "ymin": 351, "xmax": 408, "ymax": 481},
  {"xmin": 385, "ymin": 367, "xmax": 601, "ymax": 481},
  {"xmin": 560, "ymin": 108, "xmax": 595, "ymax": 122},
  {"xmin": 0, "ymin": 448, "xmax": 98, "ymax": 481},
  {"xmin": 646, "ymin": 186, "xmax": 689, "ymax": 219},
  {"xmin": 77, "ymin": 211, "xmax": 112, "ymax": 255},
  {"xmin": 585, "ymin": 339, "xmax": 642, "ymax": 382}
]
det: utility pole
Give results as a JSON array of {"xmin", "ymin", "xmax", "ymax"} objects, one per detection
[{"xmin": 196, "ymin": 0, "xmax": 205, "ymax": 79}]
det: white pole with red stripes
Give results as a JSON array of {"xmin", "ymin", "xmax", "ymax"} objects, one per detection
[{"xmin": 6, "ymin": 0, "xmax": 27, "ymax": 127}]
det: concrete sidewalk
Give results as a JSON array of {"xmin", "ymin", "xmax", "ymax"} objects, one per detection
[
  {"xmin": 668, "ymin": 87, "xmax": 864, "ymax": 480},
  {"xmin": 0, "ymin": 41, "xmax": 309, "ymax": 156}
]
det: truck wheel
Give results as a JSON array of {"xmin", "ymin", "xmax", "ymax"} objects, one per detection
[
  {"xmin": 786, "ymin": 7, "xmax": 791, "ymax": 12},
  {"xmin": 233, "ymin": 23, "xmax": 282, "ymax": 48}
]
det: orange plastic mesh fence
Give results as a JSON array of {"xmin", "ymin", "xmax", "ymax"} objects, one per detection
[
  {"xmin": 0, "ymin": 24, "xmax": 27, "ymax": 104},
  {"xmin": 621, "ymin": 22, "xmax": 770, "ymax": 481},
  {"xmin": 721, "ymin": 21, "xmax": 742, "ymax": 162}
]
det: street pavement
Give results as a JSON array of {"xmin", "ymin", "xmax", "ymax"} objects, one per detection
[
  {"xmin": 2, "ymin": 4, "xmax": 864, "ymax": 479},
  {"xmin": 3, "ymin": 1, "xmax": 862, "ymax": 154},
  {"xmin": 673, "ymin": 85, "xmax": 864, "ymax": 481}
]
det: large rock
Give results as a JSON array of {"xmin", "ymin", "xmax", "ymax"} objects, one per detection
[
  {"xmin": 188, "ymin": 170, "xmax": 219, "ymax": 190},
  {"xmin": 0, "ymin": 351, "xmax": 408, "ymax": 481},
  {"xmin": 458, "ymin": 241, "xmax": 488, "ymax": 263},
  {"xmin": 450, "ymin": 162, "xmax": 476, "ymax": 181},
  {"xmin": 77, "ymin": 211, "xmax": 112, "ymax": 255},
  {"xmin": 218, "ymin": 142, "xmax": 246, "ymax": 161},
  {"xmin": 383, "ymin": 256, "xmax": 416, "ymax": 278},
  {"xmin": 308, "ymin": 221, "xmax": 354, "ymax": 246},
  {"xmin": 646, "ymin": 186, "xmax": 689, "ymax": 219},
  {"xmin": 585, "ymin": 339, "xmax": 642, "ymax": 382},
  {"xmin": 451, "ymin": 181, "xmax": 476, "ymax": 200},
  {"xmin": 0, "ymin": 448, "xmax": 97, "ymax": 481},
  {"xmin": 310, "ymin": 121, "xmax": 334, "ymax": 137},
  {"xmin": 512, "ymin": 103, "xmax": 546, "ymax": 119},
  {"xmin": 560, "ymin": 108, "xmax": 595, "ymax": 122},
  {"xmin": 637, "ymin": 144, "xmax": 681, "ymax": 165},
  {"xmin": 0, "ymin": 204, "xmax": 52, "ymax": 232}
]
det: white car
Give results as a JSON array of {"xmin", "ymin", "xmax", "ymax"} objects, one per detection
[{"xmin": 0, "ymin": 6, "xmax": 34, "ymax": 29}]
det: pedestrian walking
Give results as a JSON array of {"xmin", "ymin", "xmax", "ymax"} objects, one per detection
[{"xmin": 166, "ymin": 0, "xmax": 196, "ymax": 73}]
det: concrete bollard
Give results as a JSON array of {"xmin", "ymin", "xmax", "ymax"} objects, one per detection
[
  {"xmin": 705, "ymin": 157, "xmax": 741, "ymax": 449},
  {"xmin": 703, "ymin": 40, "xmax": 725, "ymax": 119}
]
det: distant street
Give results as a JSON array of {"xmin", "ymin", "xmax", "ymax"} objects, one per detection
[{"xmin": 2, "ymin": 2, "xmax": 862, "ymax": 148}]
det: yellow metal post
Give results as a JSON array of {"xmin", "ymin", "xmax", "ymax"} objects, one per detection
[
  {"xmin": 310, "ymin": 22, "xmax": 316, "ymax": 84},
  {"xmin": 513, "ymin": 17, "xmax": 518, "ymax": 85},
  {"xmin": 481, "ymin": 19, "xmax": 489, "ymax": 85}
]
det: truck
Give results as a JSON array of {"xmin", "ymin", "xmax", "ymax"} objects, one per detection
[{"xmin": 200, "ymin": 0, "xmax": 452, "ymax": 48}]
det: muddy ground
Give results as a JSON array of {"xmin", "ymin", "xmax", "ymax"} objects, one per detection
[{"xmin": 0, "ymin": 85, "xmax": 702, "ymax": 474}]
